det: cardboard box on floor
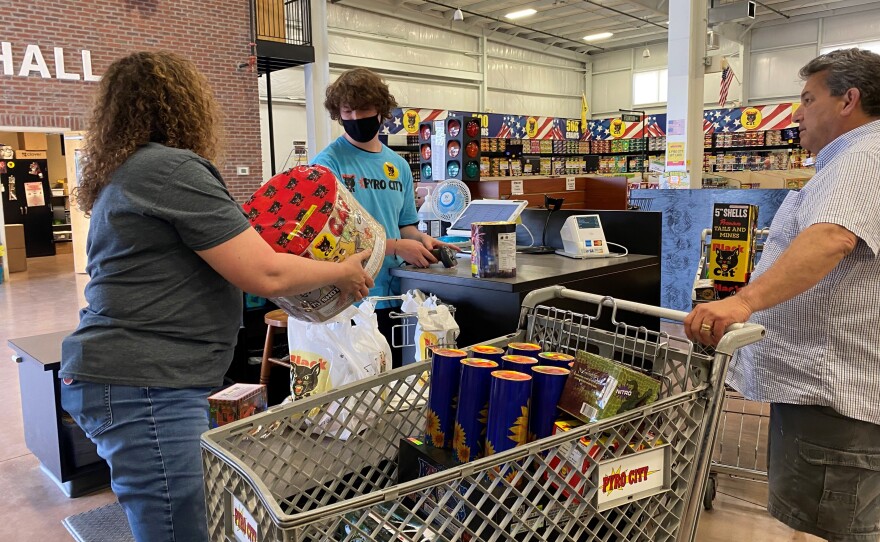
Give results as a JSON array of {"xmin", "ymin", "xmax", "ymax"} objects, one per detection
[
  {"xmin": 6, "ymin": 248, "xmax": 26, "ymax": 273},
  {"xmin": 4, "ymin": 225, "xmax": 25, "ymax": 249},
  {"xmin": 718, "ymin": 169, "xmax": 813, "ymax": 189}
]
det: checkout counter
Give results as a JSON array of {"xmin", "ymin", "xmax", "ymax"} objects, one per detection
[{"xmin": 391, "ymin": 209, "xmax": 663, "ymax": 346}]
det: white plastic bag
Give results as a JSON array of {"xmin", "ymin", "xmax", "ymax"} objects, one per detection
[
  {"xmin": 287, "ymin": 304, "xmax": 388, "ymax": 439},
  {"xmin": 404, "ymin": 292, "xmax": 460, "ymax": 363}
]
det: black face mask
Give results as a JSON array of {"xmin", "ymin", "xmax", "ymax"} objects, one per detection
[{"xmin": 342, "ymin": 115, "xmax": 381, "ymax": 143}]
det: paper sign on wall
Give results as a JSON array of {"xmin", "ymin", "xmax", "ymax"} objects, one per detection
[
  {"xmin": 566, "ymin": 176, "xmax": 576, "ymax": 191},
  {"xmin": 511, "ymin": 180, "xmax": 524, "ymax": 195},
  {"xmin": 24, "ymin": 182, "xmax": 45, "ymax": 206},
  {"xmin": 666, "ymin": 142, "xmax": 685, "ymax": 168}
]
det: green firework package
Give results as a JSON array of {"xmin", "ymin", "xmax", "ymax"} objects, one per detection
[{"xmin": 557, "ymin": 351, "xmax": 660, "ymax": 423}]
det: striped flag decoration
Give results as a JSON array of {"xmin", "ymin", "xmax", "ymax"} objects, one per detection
[{"xmin": 719, "ymin": 58, "xmax": 734, "ymax": 107}]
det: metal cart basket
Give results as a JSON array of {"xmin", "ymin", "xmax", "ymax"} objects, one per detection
[
  {"xmin": 202, "ymin": 286, "xmax": 764, "ymax": 542},
  {"xmin": 692, "ymin": 228, "xmax": 772, "ymax": 510}
]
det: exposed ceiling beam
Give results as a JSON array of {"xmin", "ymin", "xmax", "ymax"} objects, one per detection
[{"xmin": 619, "ymin": 0, "xmax": 668, "ymax": 18}]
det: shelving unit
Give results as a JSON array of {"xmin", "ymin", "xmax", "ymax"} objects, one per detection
[
  {"xmin": 702, "ymin": 129, "xmax": 810, "ymax": 173},
  {"xmin": 50, "ymin": 188, "xmax": 72, "ymax": 245},
  {"xmin": 387, "ymin": 134, "xmax": 421, "ymax": 182}
]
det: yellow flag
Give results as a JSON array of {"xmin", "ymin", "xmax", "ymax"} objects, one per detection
[{"xmin": 581, "ymin": 93, "xmax": 589, "ymax": 132}]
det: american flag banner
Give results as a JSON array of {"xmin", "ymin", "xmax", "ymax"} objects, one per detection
[
  {"xmin": 494, "ymin": 115, "xmax": 566, "ymax": 139},
  {"xmin": 703, "ymin": 104, "xmax": 797, "ymax": 134},
  {"xmin": 718, "ymin": 61, "xmax": 734, "ymax": 107},
  {"xmin": 381, "ymin": 108, "xmax": 446, "ymax": 135}
]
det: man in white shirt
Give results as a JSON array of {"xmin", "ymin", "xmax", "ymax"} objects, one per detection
[{"xmin": 686, "ymin": 48, "xmax": 880, "ymax": 541}]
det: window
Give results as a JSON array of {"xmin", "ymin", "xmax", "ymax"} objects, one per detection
[
  {"xmin": 820, "ymin": 41, "xmax": 880, "ymax": 55},
  {"xmin": 633, "ymin": 69, "xmax": 668, "ymax": 105}
]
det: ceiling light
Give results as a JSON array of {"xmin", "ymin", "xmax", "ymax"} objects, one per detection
[
  {"xmin": 452, "ymin": 7, "xmax": 464, "ymax": 21},
  {"xmin": 643, "ymin": 47, "xmax": 651, "ymax": 58},
  {"xmin": 506, "ymin": 8, "xmax": 537, "ymax": 19},
  {"xmin": 583, "ymin": 32, "xmax": 613, "ymax": 42}
]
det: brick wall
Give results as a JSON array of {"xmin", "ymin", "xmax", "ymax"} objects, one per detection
[{"xmin": 0, "ymin": 0, "xmax": 263, "ymax": 201}]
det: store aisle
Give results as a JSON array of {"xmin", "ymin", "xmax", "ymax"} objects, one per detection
[{"xmin": 0, "ymin": 254, "xmax": 819, "ymax": 541}]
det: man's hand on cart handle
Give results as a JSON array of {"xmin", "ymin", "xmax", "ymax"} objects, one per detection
[{"xmin": 684, "ymin": 296, "xmax": 754, "ymax": 347}]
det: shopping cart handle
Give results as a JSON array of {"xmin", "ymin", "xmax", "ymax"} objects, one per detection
[{"xmin": 716, "ymin": 322, "xmax": 765, "ymax": 355}]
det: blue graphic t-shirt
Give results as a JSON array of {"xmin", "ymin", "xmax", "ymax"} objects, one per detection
[{"xmin": 313, "ymin": 136, "xmax": 418, "ymax": 305}]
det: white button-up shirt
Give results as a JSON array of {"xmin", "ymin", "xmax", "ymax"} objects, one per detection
[{"xmin": 727, "ymin": 120, "xmax": 880, "ymax": 424}]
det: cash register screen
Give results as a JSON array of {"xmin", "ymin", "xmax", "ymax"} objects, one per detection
[{"xmin": 446, "ymin": 200, "xmax": 528, "ymax": 237}]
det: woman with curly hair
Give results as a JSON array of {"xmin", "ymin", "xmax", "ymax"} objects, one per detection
[{"xmin": 59, "ymin": 51, "xmax": 372, "ymax": 542}]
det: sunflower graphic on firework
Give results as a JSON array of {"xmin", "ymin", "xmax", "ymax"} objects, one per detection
[
  {"xmin": 485, "ymin": 439, "xmax": 496, "ymax": 457},
  {"xmin": 425, "ymin": 409, "xmax": 444, "ymax": 447},
  {"xmin": 453, "ymin": 422, "xmax": 470, "ymax": 463},
  {"xmin": 508, "ymin": 404, "xmax": 530, "ymax": 445}
]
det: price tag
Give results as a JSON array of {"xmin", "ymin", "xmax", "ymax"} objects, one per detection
[
  {"xmin": 566, "ymin": 176, "xmax": 576, "ymax": 191},
  {"xmin": 511, "ymin": 180, "xmax": 524, "ymax": 195}
]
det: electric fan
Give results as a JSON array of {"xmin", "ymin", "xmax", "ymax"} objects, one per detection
[{"xmin": 431, "ymin": 179, "xmax": 471, "ymax": 225}]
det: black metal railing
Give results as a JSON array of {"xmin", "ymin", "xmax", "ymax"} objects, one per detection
[{"xmin": 253, "ymin": 0, "xmax": 311, "ymax": 46}]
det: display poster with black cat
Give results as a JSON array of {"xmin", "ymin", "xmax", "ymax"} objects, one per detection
[{"xmin": 709, "ymin": 203, "xmax": 758, "ymax": 290}]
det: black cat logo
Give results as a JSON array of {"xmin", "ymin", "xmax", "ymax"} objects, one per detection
[
  {"xmin": 301, "ymin": 225, "xmax": 317, "ymax": 241},
  {"xmin": 277, "ymin": 233, "xmax": 290, "ymax": 248},
  {"xmin": 247, "ymin": 208, "xmax": 260, "ymax": 220},
  {"xmin": 313, "ymin": 185, "xmax": 328, "ymax": 198},
  {"xmin": 285, "ymin": 177, "xmax": 299, "ymax": 189},
  {"xmin": 528, "ymin": 118, "xmax": 536, "ymax": 133},
  {"xmin": 264, "ymin": 186, "xmax": 277, "ymax": 198},
  {"xmin": 405, "ymin": 111, "xmax": 418, "ymax": 131},
  {"xmin": 342, "ymin": 174, "xmax": 356, "ymax": 193},
  {"xmin": 387, "ymin": 164, "xmax": 396, "ymax": 178},
  {"xmin": 244, "ymin": 195, "xmax": 256, "ymax": 206},
  {"xmin": 319, "ymin": 201, "xmax": 334, "ymax": 214},
  {"xmin": 714, "ymin": 248, "xmax": 739, "ymax": 278},
  {"xmin": 292, "ymin": 364, "xmax": 320, "ymax": 399},
  {"xmin": 307, "ymin": 168, "xmax": 322, "ymax": 181},
  {"xmin": 290, "ymin": 193, "xmax": 304, "ymax": 205},
  {"xmin": 272, "ymin": 217, "xmax": 286, "ymax": 229},
  {"xmin": 296, "ymin": 208, "xmax": 308, "ymax": 221},
  {"xmin": 254, "ymin": 224, "xmax": 264, "ymax": 234},
  {"xmin": 746, "ymin": 111, "xmax": 757, "ymax": 125},
  {"xmin": 315, "ymin": 236, "xmax": 333, "ymax": 256},
  {"xmin": 268, "ymin": 201, "xmax": 282, "ymax": 214}
]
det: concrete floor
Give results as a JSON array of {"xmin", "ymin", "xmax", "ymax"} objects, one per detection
[{"xmin": 0, "ymin": 252, "xmax": 821, "ymax": 541}]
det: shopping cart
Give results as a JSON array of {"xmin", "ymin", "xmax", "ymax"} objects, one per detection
[
  {"xmin": 201, "ymin": 286, "xmax": 764, "ymax": 541},
  {"xmin": 691, "ymin": 228, "xmax": 772, "ymax": 510}
]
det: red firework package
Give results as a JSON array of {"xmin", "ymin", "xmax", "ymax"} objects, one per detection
[{"xmin": 243, "ymin": 165, "xmax": 386, "ymax": 322}]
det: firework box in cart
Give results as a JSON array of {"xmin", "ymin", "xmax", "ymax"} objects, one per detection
[
  {"xmin": 398, "ymin": 437, "xmax": 591, "ymax": 540},
  {"xmin": 708, "ymin": 203, "xmax": 759, "ymax": 296},
  {"xmin": 242, "ymin": 165, "xmax": 386, "ymax": 322},
  {"xmin": 557, "ymin": 351, "xmax": 661, "ymax": 424},
  {"xmin": 544, "ymin": 419, "xmax": 668, "ymax": 502},
  {"xmin": 208, "ymin": 384, "xmax": 267, "ymax": 428}
]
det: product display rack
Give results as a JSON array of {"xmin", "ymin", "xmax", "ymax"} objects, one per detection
[
  {"xmin": 387, "ymin": 134, "xmax": 421, "ymax": 182},
  {"xmin": 702, "ymin": 129, "xmax": 810, "ymax": 173}
]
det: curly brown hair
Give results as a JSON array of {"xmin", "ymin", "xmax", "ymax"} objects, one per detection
[
  {"xmin": 74, "ymin": 51, "xmax": 221, "ymax": 215},
  {"xmin": 323, "ymin": 68, "xmax": 398, "ymax": 122}
]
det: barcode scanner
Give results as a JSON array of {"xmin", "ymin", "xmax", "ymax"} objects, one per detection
[{"xmin": 431, "ymin": 246, "xmax": 458, "ymax": 268}]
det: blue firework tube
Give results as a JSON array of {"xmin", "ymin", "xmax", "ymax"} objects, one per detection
[
  {"xmin": 529, "ymin": 366, "xmax": 571, "ymax": 441},
  {"xmin": 501, "ymin": 354, "xmax": 538, "ymax": 375},
  {"xmin": 453, "ymin": 359, "xmax": 498, "ymax": 462},
  {"xmin": 485, "ymin": 370, "xmax": 532, "ymax": 455},
  {"xmin": 426, "ymin": 348, "xmax": 467, "ymax": 448},
  {"xmin": 469, "ymin": 345, "xmax": 506, "ymax": 364},
  {"xmin": 537, "ymin": 351, "xmax": 575, "ymax": 369},
  {"xmin": 507, "ymin": 342, "xmax": 542, "ymax": 358}
]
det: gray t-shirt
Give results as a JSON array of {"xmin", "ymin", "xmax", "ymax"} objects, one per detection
[{"xmin": 60, "ymin": 143, "xmax": 251, "ymax": 388}]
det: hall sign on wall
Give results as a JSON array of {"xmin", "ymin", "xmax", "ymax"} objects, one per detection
[{"xmin": 0, "ymin": 42, "xmax": 100, "ymax": 81}]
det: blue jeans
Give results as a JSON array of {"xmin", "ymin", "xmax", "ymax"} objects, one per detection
[{"xmin": 61, "ymin": 380, "xmax": 213, "ymax": 542}]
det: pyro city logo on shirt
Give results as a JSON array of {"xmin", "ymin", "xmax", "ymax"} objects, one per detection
[{"xmin": 383, "ymin": 162, "xmax": 400, "ymax": 181}]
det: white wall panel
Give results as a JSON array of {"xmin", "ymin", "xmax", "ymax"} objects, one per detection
[
  {"xmin": 487, "ymin": 59, "xmax": 582, "ymax": 97},
  {"xmin": 633, "ymin": 44, "xmax": 669, "ymax": 70},
  {"xmin": 749, "ymin": 46, "xmax": 815, "ymax": 101},
  {"xmin": 383, "ymin": 75, "xmax": 480, "ymax": 111},
  {"xmin": 591, "ymin": 70, "xmax": 633, "ymax": 115},
  {"xmin": 822, "ymin": 8, "xmax": 880, "ymax": 46},
  {"xmin": 258, "ymin": 67, "xmax": 305, "ymax": 100},
  {"xmin": 487, "ymin": 42, "xmax": 583, "ymax": 70},
  {"xmin": 259, "ymin": 102, "xmax": 307, "ymax": 179},
  {"xmin": 591, "ymin": 50, "xmax": 632, "ymax": 73},
  {"xmin": 488, "ymin": 90, "xmax": 580, "ymax": 118},
  {"xmin": 751, "ymin": 20, "xmax": 819, "ymax": 51}
]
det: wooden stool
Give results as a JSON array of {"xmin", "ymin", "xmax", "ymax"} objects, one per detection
[{"xmin": 259, "ymin": 309, "xmax": 291, "ymax": 386}]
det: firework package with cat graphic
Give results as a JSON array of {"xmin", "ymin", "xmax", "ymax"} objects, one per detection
[
  {"xmin": 242, "ymin": 165, "xmax": 385, "ymax": 322},
  {"xmin": 708, "ymin": 203, "xmax": 759, "ymax": 293},
  {"xmin": 558, "ymin": 351, "xmax": 660, "ymax": 424}
]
